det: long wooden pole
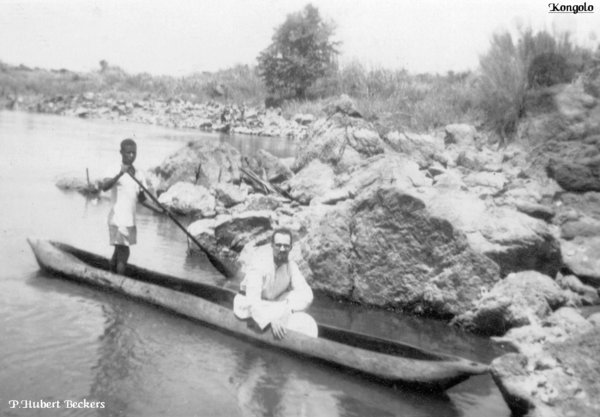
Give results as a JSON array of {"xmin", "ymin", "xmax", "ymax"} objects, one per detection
[{"xmin": 126, "ymin": 171, "xmax": 236, "ymax": 279}]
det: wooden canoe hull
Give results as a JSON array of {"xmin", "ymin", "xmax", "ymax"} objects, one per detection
[{"xmin": 27, "ymin": 238, "xmax": 489, "ymax": 391}]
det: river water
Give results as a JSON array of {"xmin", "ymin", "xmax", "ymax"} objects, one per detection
[{"xmin": 0, "ymin": 110, "xmax": 510, "ymax": 417}]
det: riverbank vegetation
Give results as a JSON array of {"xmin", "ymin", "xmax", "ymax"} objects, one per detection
[{"xmin": 1, "ymin": 28, "xmax": 597, "ymax": 140}]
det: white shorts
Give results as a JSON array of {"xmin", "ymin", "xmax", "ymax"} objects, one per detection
[{"xmin": 109, "ymin": 225, "xmax": 137, "ymax": 246}]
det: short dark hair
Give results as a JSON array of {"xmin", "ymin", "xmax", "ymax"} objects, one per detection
[
  {"xmin": 272, "ymin": 228, "xmax": 293, "ymax": 245},
  {"xmin": 120, "ymin": 138, "xmax": 137, "ymax": 149}
]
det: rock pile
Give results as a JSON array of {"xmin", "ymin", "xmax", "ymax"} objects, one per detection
[{"xmin": 6, "ymin": 93, "xmax": 310, "ymax": 140}]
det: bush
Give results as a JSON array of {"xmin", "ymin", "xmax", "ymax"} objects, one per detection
[
  {"xmin": 476, "ymin": 28, "xmax": 593, "ymax": 144},
  {"xmin": 527, "ymin": 52, "xmax": 571, "ymax": 88}
]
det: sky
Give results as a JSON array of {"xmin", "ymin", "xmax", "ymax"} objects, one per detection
[{"xmin": 0, "ymin": 0, "xmax": 598, "ymax": 76}]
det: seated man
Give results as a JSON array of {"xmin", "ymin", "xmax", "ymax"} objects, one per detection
[{"xmin": 234, "ymin": 228, "xmax": 317, "ymax": 339}]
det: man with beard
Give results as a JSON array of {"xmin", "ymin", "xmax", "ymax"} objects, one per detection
[{"xmin": 234, "ymin": 228, "xmax": 316, "ymax": 339}]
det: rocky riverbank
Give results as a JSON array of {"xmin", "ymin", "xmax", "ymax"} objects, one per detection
[
  {"xmin": 2, "ymin": 92, "xmax": 313, "ymax": 140},
  {"xmin": 153, "ymin": 87, "xmax": 599, "ymax": 416},
  {"xmin": 51, "ymin": 81, "xmax": 600, "ymax": 416}
]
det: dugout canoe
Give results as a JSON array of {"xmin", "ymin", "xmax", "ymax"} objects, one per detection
[{"xmin": 27, "ymin": 238, "xmax": 489, "ymax": 392}]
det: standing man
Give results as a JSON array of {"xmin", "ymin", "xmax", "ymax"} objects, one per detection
[
  {"xmin": 101, "ymin": 138, "xmax": 147, "ymax": 275},
  {"xmin": 234, "ymin": 228, "xmax": 317, "ymax": 339}
]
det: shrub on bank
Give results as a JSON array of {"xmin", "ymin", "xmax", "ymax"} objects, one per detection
[{"xmin": 476, "ymin": 29, "xmax": 593, "ymax": 145}]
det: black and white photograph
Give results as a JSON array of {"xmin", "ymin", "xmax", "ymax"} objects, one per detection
[{"xmin": 1, "ymin": 0, "xmax": 599, "ymax": 416}]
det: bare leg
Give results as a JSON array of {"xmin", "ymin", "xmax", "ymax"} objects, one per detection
[{"xmin": 110, "ymin": 245, "xmax": 130, "ymax": 275}]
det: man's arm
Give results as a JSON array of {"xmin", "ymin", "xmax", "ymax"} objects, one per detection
[
  {"xmin": 101, "ymin": 165, "xmax": 131, "ymax": 192},
  {"xmin": 284, "ymin": 261, "xmax": 313, "ymax": 313}
]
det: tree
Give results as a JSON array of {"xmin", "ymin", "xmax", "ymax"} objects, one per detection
[{"xmin": 257, "ymin": 4, "xmax": 339, "ymax": 99}]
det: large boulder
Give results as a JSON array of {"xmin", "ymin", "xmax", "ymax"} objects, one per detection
[
  {"xmin": 452, "ymin": 271, "xmax": 568, "ymax": 335},
  {"xmin": 301, "ymin": 186, "xmax": 501, "ymax": 317},
  {"xmin": 293, "ymin": 106, "xmax": 386, "ymax": 173},
  {"xmin": 153, "ymin": 141, "xmax": 242, "ymax": 191},
  {"xmin": 421, "ymin": 189, "xmax": 562, "ymax": 278},
  {"xmin": 158, "ymin": 182, "xmax": 216, "ymax": 217}
]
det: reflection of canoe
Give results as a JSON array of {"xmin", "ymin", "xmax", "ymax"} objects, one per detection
[{"xmin": 28, "ymin": 238, "xmax": 489, "ymax": 392}]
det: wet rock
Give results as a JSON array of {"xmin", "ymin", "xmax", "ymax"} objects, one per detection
[
  {"xmin": 561, "ymin": 237, "xmax": 600, "ymax": 287},
  {"xmin": 158, "ymin": 182, "xmax": 216, "ymax": 217},
  {"xmin": 452, "ymin": 271, "xmax": 568, "ymax": 335}
]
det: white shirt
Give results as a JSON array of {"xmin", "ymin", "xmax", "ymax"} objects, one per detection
[{"xmin": 104, "ymin": 165, "xmax": 147, "ymax": 227}]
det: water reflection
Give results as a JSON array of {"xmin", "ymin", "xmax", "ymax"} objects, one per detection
[
  {"xmin": 229, "ymin": 343, "xmax": 459, "ymax": 417},
  {"xmin": 310, "ymin": 296, "xmax": 507, "ymax": 364},
  {"xmin": 90, "ymin": 303, "xmax": 138, "ymax": 416}
]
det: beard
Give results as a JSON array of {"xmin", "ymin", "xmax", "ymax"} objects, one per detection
[{"xmin": 274, "ymin": 251, "xmax": 289, "ymax": 265}]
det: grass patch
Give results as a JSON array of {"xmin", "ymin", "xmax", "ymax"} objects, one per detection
[{"xmin": 0, "ymin": 62, "xmax": 267, "ymax": 106}]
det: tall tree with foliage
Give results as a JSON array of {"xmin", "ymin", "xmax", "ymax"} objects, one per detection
[{"xmin": 258, "ymin": 4, "xmax": 339, "ymax": 99}]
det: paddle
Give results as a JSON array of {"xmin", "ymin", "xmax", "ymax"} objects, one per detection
[{"xmin": 126, "ymin": 171, "xmax": 237, "ymax": 279}]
